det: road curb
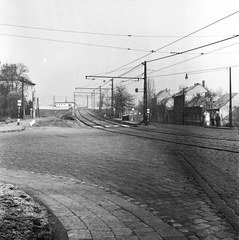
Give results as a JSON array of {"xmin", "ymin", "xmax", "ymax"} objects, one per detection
[
  {"xmin": 0, "ymin": 126, "xmax": 25, "ymax": 133},
  {"xmin": 0, "ymin": 168, "xmax": 187, "ymax": 240}
]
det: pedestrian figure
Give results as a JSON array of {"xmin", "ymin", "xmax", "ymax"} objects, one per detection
[
  {"xmin": 210, "ymin": 113, "xmax": 215, "ymax": 126},
  {"xmin": 215, "ymin": 114, "xmax": 220, "ymax": 127},
  {"xmin": 204, "ymin": 112, "xmax": 210, "ymax": 126}
]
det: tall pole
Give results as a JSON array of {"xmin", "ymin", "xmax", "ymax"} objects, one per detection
[
  {"xmin": 143, "ymin": 61, "xmax": 147, "ymax": 125},
  {"xmin": 21, "ymin": 79, "xmax": 24, "ymax": 119},
  {"xmin": 182, "ymin": 88, "xmax": 185, "ymax": 125},
  {"xmin": 93, "ymin": 90, "xmax": 95, "ymax": 110},
  {"xmin": 111, "ymin": 79, "xmax": 114, "ymax": 117},
  {"xmin": 229, "ymin": 67, "xmax": 232, "ymax": 127},
  {"xmin": 99, "ymin": 86, "xmax": 102, "ymax": 111},
  {"xmin": 87, "ymin": 95, "xmax": 88, "ymax": 108},
  {"xmin": 37, "ymin": 97, "xmax": 40, "ymax": 118},
  {"xmin": 73, "ymin": 93, "xmax": 75, "ymax": 114}
]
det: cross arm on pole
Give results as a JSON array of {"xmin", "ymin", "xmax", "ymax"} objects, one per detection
[
  {"xmin": 85, "ymin": 75, "xmax": 144, "ymax": 80},
  {"xmin": 75, "ymin": 87, "xmax": 110, "ymax": 90}
]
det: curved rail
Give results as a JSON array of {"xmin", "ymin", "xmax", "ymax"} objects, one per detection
[{"xmin": 75, "ymin": 109, "xmax": 239, "ymax": 154}]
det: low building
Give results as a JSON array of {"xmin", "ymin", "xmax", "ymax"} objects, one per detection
[
  {"xmin": 151, "ymin": 89, "xmax": 173, "ymax": 123},
  {"xmin": 172, "ymin": 82, "xmax": 208, "ymax": 125},
  {"xmin": 55, "ymin": 101, "xmax": 75, "ymax": 109}
]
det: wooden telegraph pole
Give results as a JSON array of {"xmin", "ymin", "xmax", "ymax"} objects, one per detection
[
  {"xmin": 229, "ymin": 67, "xmax": 232, "ymax": 127},
  {"xmin": 143, "ymin": 61, "xmax": 148, "ymax": 125},
  {"xmin": 111, "ymin": 79, "xmax": 114, "ymax": 117}
]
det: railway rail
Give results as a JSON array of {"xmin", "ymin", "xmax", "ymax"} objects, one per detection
[
  {"xmin": 75, "ymin": 109, "xmax": 239, "ymax": 154},
  {"xmin": 75, "ymin": 108, "xmax": 239, "ymax": 234}
]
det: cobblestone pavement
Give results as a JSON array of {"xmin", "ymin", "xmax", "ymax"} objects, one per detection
[{"xmin": 0, "ymin": 124, "xmax": 238, "ymax": 239}]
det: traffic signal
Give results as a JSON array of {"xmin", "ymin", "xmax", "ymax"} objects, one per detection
[{"xmin": 135, "ymin": 88, "xmax": 138, "ymax": 93}]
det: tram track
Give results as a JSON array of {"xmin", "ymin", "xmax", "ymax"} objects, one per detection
[
  {"xmin": 74, "ymin": 108, "xmax": 239, "ymax": 234},
  {"xmin": 75, "ymin": 109, "xmax": 239, "ymax": 154}
]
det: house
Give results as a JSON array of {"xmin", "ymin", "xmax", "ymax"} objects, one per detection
[
  {"xmin": 214, "ymin": 93, "xmax": 239, "ymax": 125},
  {"xmin": 150, "ymin": 80, "xmax": 239, "ymax": 126},
  {"xmin": 151, "ymin": 89, "xmax": 173, "ymax": 122},
  {"xmin": 170, "ymin": 82, "xmax": 208, "ymax": 125},
  {"xmin": 155, "ymin": 88, "xmax": 172, "ymax": 105}
]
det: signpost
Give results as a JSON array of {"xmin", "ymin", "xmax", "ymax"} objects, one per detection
[{"xmin": 17, "ymin": 100, "xmax": 21, "ymax": 125}]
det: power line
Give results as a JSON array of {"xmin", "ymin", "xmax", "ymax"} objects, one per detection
[
  {"xmin": 90, "ymin": 10, "xmax": 239, "ymax": 77},
  {"xmin": 0, "ymin": 32, "xmax": 154, "ymax": 53},
  {"xmin": 0, "ymin": 23, "xmax": 233, "ymax": 38},
  {"xmin": 152, "ymin": 11, "xmax": 239, "ymax": 54},
  {"xmin": 148, "ymin": 65, "xmax": 239, "ymax": 78},
  {"xmin": 149, "ymin": 41, "xmax": 239, "ymax": 76},
  {"xmin": 147, "ymin": 35, "xmax": 239, "ymax": 63}
]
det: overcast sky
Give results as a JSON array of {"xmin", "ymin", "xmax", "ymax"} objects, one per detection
[{"xmin": 1, "ymin": 0, "xmax": 239, "ymax": 106}]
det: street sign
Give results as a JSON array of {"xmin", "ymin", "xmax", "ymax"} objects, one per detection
[{"xmin": 17, "ymin": 100, "xmax": 22, "ymax": 106}]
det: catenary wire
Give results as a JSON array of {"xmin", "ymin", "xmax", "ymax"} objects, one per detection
[
  {"xmin": 147, "ymin": 65, "xmax": 239, "ymax": 78},
  {"xmin": 147, "ymin": 35, "xmax": 239, "ymax": 63},
  {"xmin": 89, "ymin": 11, "xmax": 239, "ymax": 77},
  {"xmin": 0, "ymin": 23, "xmax": 233, "ymax": 38},
  {"xmin": 0, "ymin": 32, "xmax": 154, "ymax": 53},
  {"xmin": 148, "ymin": 41, "xmax": 239, "ymax": 76}
]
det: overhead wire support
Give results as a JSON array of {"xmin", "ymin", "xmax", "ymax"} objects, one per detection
[
  {"xmin": 147, "ymin": 35, "xmax": 239, "ymax": 63},
  {"xmin": 85, "ymin": 76, "xmax": 144, "ymax": 80},
  {"xmin": 93, "ymin": 11, "xmax": 239, "ymax": 76},
  {"xmin": 148, "ymin": 40, "xmax": 239, "ymax": 76}
]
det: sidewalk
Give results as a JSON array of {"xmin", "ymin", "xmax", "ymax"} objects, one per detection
[
  {"xmin": 0, "ymin": 168, "xmax": 187, "ymax": 240},
  {"xmin": 0, "ymin": 119, "xmax": 33, "ymax": 133}
]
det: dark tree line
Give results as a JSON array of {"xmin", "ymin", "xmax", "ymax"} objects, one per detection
[
  {"xmin": 97, "ymin": 84, "xmax": 135, "ymax": 117},
  {"xmin": 0, "ymin": 63, "xmax": 33, "ymax": 119}
]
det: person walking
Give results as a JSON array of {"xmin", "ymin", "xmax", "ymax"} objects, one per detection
[{"xmin": 215, "ymin": 114, "xmax": 220, "ymax": 127}]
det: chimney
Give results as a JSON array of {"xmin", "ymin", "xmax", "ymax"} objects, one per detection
[{"xmin": 202, "ymin": 80, "xmax": 205, "ymax": 87}]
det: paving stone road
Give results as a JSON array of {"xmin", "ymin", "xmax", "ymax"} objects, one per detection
[{"xmin": 0, "ymin": 123, "xmax": 238, "ymax": 240}]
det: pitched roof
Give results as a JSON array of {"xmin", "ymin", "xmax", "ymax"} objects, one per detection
[
  {"xmin": 186, "ymin": 93, "xmax": 238, "ymax": 109},
  {"xmin": 186, "ymin": 95, "xmax": 205, "ymax": 107},
  {"xmin": 155, "ymin": 89, "xmax": 171, "ymax": 98},
  {"xmin": 173, "ymin": 83, "xmax": 208, "ymax": 97},
  {"xmin": 214, "ymin": 93, "xmax": 238, "ymax": 108}
]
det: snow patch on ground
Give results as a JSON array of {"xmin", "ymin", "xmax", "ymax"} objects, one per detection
[{"xmin": 0, "ymin": 182, "xmax": 53, "ymax": 240}]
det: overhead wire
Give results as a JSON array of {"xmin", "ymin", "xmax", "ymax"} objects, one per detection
[
  {"xmin": 147, "ymin": 35, "xmax": 239, "ymax": 63},
  {"xmin": 82, "ymin": 36, "xmax": 239, "ymax": 92},
  {"xmin": 89, "ymin": 10, "xmax": 239, "ymax": 77},
  {"xmin": 147, "ymin": 65, "xmax": 239, "ymax": 78},
  {"xmin": 0, "ymin": 22, "xmax": 232, "ymax": 38},
  {"xmin": 0, "ymin": 32, "xmax": 154, "ymax": 53},
  {"xmin": 148, "ymin": 41, "xmax": 239, "ymax": 76}
]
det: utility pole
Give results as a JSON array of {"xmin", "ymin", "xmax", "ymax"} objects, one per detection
[
  {"xmin": 73, "ymin": 93, "xmax": 76, "ymax": 114},
  {"xmin": 99, "ymin": 86, "xmax": 102, "ymax": 111},
  {"xmin": 21, "ymin": 79, "xmax": 24, "ymax": 119},
  {"xmin": 143, "ymin": 61, "xmax": 148, "ymax": 125},
  {"xmin": 182, "ymin": 88, "xmax": 185, "ymax": 125},
  {"xmin": 37, "ymin": 97, "xmax": 40, "ymax": 118},
  {"xmin": 229, "ymin": 67, "xmax": 232, "ymax": 127},
  {"xmin": 93, "ymin": 90, "xmax": 95, "ymax": 110},
  {"xmin": 111, "ymin": 79, "xmax": 114, "ymax": 117}
]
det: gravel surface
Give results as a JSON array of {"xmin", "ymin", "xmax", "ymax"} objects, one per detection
[{"xmin": 0, "ymin": 183, "xmax": 53, "ymax": 240}]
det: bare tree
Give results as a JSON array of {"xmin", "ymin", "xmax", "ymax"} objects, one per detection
[
  {"xmin": 0, "ymin": 63, "xmax": 32, "ymax": 118},
  {"xmin": 114, "ymin": 85, "xmax": 135, "ymax": 117},
  {"xmin": 147, "ymin": 78, "xmax": 156, "ymax": 100}
]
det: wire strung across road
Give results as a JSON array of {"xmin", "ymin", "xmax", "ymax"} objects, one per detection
[{"xmin": 91, "ymin": 11, "xmax": 239, "ymax": 77}]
